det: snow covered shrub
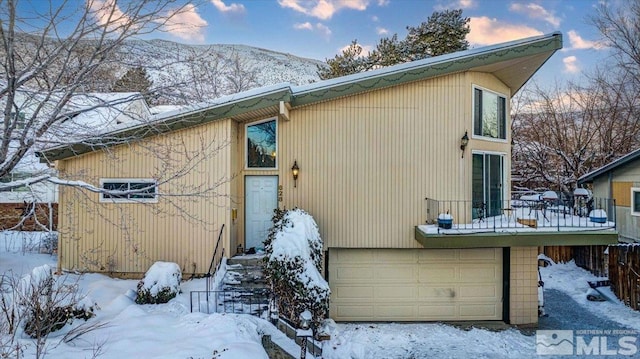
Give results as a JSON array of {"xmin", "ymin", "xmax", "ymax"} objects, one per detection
[
  {"xmin": 264, "ymin": 208, "xmax": 330, "ymax": 329},
  {"xmin": 135, "ymin": 262, "xmax": 182, "ymax": 304},
  {"xmin": 4, "ymin": 265, "xmax": 96, "ymax": 338}
]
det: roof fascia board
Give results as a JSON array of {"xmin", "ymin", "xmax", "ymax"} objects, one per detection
[
  {"xmin": 38, "ymin": 88, "xmax": 291, "ymax": 162},
  {"xmin": 291, "ymin": 32, "xmax": 562, "ymax": 107},
  {"xmin": 578, "ymin": 148, "xmax": 640, "ymax": 184}
]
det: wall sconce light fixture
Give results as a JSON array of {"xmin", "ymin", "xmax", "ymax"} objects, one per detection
[
  {"xmin": 460, "ymin": 131, "xmax": 469, "ymax": 158},
  {"xmin": 291, "ymin": 160, "xmax": 300, "ymax": 187}
]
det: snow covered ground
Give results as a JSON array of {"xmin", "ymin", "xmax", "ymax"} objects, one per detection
[{"xmin": 2, "ymin": 231, "xmax": 639, "ymax": 358}]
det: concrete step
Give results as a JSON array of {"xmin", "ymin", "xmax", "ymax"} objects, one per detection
[{"xmin": 227, "ymin": 254, "xmax": 266, "ymax": 267}]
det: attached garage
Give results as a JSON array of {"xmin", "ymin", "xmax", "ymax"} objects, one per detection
[{"xmin": 329, "ymin": 248, "xmax": 503, "ymax": 321}]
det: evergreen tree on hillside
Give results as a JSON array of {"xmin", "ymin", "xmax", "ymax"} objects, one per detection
[
  {"xmin": 112, "ymin": 66, "xmax": 153, "ymax": 94},
  {"xmin": 318, "ymin": 9, "xmax": 470, "ymax": 79}
]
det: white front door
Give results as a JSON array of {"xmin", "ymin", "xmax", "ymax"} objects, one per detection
[{"xmin": 245, "ymin": 176, "xmax": 278, "ymax": 250}]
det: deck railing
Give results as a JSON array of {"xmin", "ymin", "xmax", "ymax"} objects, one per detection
[{"xmin": 425, "ymin": 195, "xmax": 616, "ymax": 232}]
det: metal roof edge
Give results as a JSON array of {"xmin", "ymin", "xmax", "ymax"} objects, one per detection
[
  {"xmin": 290, "ymin": 32, "xmax": 562, "ymax": 106},
  {"xmin": 37, "ymin": 85, "xmax": 293, "ymax": 162},
  {"xmin": 578, "ymin": 147, "xmax": 640, "ymax": 184}
]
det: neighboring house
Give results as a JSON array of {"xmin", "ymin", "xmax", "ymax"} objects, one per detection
[
  {"xmin": 578, "ymin": 148, "xmax": 640, "ymax": 243},
  {"xmin": 37, "ymin": 32, "xmax": 617, "ymax": 326},
  {"xmin": 0, "ymin": 92, "xmax": 151, "ymax": 230}
]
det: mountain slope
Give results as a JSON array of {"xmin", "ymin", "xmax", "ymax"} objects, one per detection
[{"xmin": 116, "ymin": 39, "xmax": 325, "ymax": 104}]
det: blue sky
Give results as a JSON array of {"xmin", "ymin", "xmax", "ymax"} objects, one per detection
[
  {"xmin": 35, "ymin": 0, "xmax": 613, "ymax": 84},
  {"xmin": 165, "ymin": 0, "xmax": 608, "ymax": 84}
]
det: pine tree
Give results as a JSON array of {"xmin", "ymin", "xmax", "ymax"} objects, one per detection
[
  {"xmin": 112, "ymin": 66, "xmax": 153, "ymax": 94},
  {"xmin": 318, "ymin": 9, "xmax": 470, "ymax": 79},
  {"xmin": 403, "ymin": 9, "xmax": 470, "ymax": 60},
  {"xmin": 317, "ymin": 40, "xmax": 371, "ymax": 80}
]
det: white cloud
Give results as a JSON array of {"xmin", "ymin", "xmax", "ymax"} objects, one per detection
[
  {"xmin": 509, "ymin": 2, "xmax": 560, "ymax": 27},
  {"xmin": 371, "ymin": 15, "xmax": 379, "ymax": 22},
  {"xmin": 563, "ymin": 56, "xmax": 579, "ymax": 73},
  {"xmin": 89, "ymin": 0, "xmax": 136, "ymax": 32},
  {"xmin": 567, "ymin": 30, "xmax": 606, "ymax": 50},
  {"xmin": 376, "ymin": 27, "xmax": 388, "ymax": 35},
  {"xmin": 294, "ymin": 22, "xmax": 314, "ymax": 30},
  {"xmin": 339, "ymin": 42, "xmax": 372, "ymax": 57},
  {"xmin": 294, "ymin": 22, "xmax": 332, "ymax": 38},
  {"xmin": 210, "ymin": 0, "xmax": 245, "ymax": 14},
  {"xmin": 278, "ymin": 0, "xmax": 369, "ymax": 20},
  {"xmin": 316, "ymin": 23, "xmax": 332, "ymax": 37},
  {"xmin": 468, "ymin": 16, "xmax": 543, "ymax": 45},
  {"xmin": 162, "ymin": 4, "xmax": 208, "ymax": 43},
  {"xmin": 377, "ymin": 0, "xmax": 390, "ymax": 5},
  {"xmin": 435, "ymin": 0, "xmax": 476, "ymax": 10},
  {"xmin": 458, "ymin": 0, "xmax": 475, "ymax": 8}
]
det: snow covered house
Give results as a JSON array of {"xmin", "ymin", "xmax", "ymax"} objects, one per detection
[
  {"xmin": 38, "ymin": 32, "xmax": 617, "ymax": 325},
  {"xmin": 579, "ymin": 147, "xmax": 640, "ymax": 243}
]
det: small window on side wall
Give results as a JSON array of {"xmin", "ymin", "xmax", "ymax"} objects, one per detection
[
  {"xmin": 100, "ymin": 179, "xmax": 157, "ymax": 203},
  {"xmin": 632, "ymin": 187, "xmax": 640, "ymax": 216},
  {"xmin": 246, "ymin": 118, "xmax": 277, "ymax": 169},
  {"xmin": 473, "ymin": 87, "xmax": 506, "ymax": 140}
]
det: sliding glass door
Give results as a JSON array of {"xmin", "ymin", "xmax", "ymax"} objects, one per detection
[{"xmin": 472, "ymin": 153, "xmax": 504, "ymax": 218}]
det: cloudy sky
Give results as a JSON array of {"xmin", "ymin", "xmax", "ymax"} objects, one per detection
[
  {"xmin": 37, "ymin": 0, "xmax": 612, "ymax": 84},
  {"xmin": 158, "ymin": 0, "xmax": 608, "ymax": 84}
]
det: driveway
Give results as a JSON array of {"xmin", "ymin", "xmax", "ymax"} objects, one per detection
[{"xmin": 538, "ymin": 288, "xmax": 637, "ymax": 358}]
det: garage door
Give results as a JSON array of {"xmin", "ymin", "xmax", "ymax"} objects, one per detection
[{"xmin": 329, "ymin": 248, "xmax": 503, "ymax": 321}]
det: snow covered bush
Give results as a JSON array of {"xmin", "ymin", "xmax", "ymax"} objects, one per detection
[
  {"xmin": 264, "ymin": 208, "xmax": 330, "ymax": 329},
  {"xmin": 0, "ymin": 264, "xmax": 95, "ymax": 339},
  {"xmin": 135, "ymin": 262, "xmax": 182, "ymax": 304}
]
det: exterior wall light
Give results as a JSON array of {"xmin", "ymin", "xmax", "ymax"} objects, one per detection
[
  {"xmin": 460, "ymin": 131, "xmax": 469, "ymax": 158},
  {"xmin": 291, "ymin": 160, "xmax": 300, "ymax": 187}
]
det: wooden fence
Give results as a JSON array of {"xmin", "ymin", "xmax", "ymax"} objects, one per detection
[
  {"xmin": 574, "ymin": 245, "xmax": 610, "ymax": 277},
  {"xmin": 543, "ymin": 245, "xmax": 609, "ymax": 277},
  {"xmin": 608, "ymin": 245, "xmax": 640, "ymax": 311},
  {"xmin": 542, "ymin": 246, "xmax": 573, "ymax": 264}
]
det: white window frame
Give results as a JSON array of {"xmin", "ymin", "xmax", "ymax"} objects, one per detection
[
  {"xmin": 99, "ymin": 179, "xmax": 158, "ymax": 203},
  {"xmin": 245, "ymin": 117, "xmax": 278, "ymax": 170},
  {"xmin": 472, "ymin": 85, "xmax": 508, "ymax": 143},
  {"xmin": 471, "ymin": 150, "xmax": 507, "ymax": 206},
  {"xmin": 632, "ymin": 187, "xmax": 640, "ymax": 216}
]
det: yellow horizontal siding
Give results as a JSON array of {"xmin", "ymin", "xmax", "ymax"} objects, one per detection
[{"xmin": 58, "ymin": 119, "xmax": 232, "ymax": 275}]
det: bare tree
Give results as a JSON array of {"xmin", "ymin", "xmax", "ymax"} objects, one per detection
[
  {"xmin": 0, "ymin": 0, "xmax": 194, "ymax": 187},
  {"xmin": 224, "ymin": 50, "xmax": 258, "ymax": 94},
  {"xmin": 591, "ymin": 0, "xmax": 640, "ymax": 87},
  {"xmin": 512, "ymin": 72, "xmax": 640, "ymax": 193}
]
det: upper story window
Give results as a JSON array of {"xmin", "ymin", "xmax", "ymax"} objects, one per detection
[
  {"xmin": 246, "ymin": 118, "xmax": 277, "ymax": 169},
  {"xmin": 100, "ymin": 179, "xmax": 157, "ymax": 203},
  {"xmin": 632, "ymin": 187, "xmax": 640, "ymax": 216},
  {"xmin": 473, "ymin": 87, "xmax": 506, "ymax": 140}
]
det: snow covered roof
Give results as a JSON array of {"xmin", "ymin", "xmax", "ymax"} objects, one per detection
[
  {"xmin": 38, "ymin": 32, "xmax": 562, "ymax": 162},
  {"xmin": 578, "ymin": 147, "xmax": 640, "ymax": 184},
  {"xmin": 46, "ymin": 92, "xmax": 151, "ymax": 142}
]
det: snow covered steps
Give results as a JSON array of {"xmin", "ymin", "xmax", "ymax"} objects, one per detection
[{"xmin": 219, "ymin": 255, "xmax": 271, "ymax": 316}]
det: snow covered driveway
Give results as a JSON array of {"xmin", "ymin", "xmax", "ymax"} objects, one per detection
[{"xmin": 539, "ymin": 289, "xmax": 635, "ymax": 333}]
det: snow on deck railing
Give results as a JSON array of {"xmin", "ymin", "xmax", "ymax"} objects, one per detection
[{"xmin": 424, "ymin": 196, "xmax": 616, "ymax": 234}]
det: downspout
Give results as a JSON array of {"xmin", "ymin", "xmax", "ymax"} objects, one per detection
[{"xmin": 608, "ymin": 172, "xmax": 613, "ymax": 222}]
